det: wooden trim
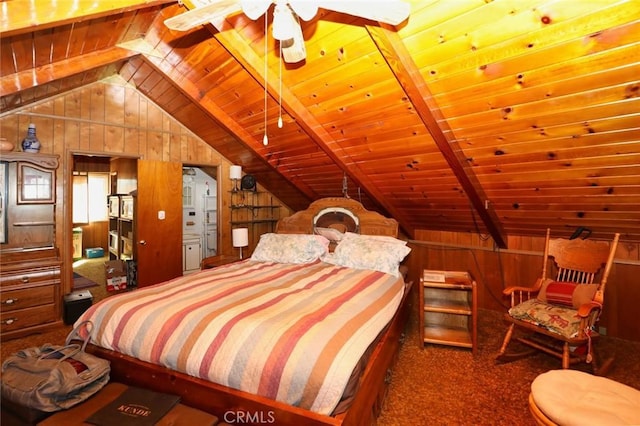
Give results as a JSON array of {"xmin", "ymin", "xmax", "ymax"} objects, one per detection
[{"xmin": 408, "ymin": 238, "xmax": 639, "ymax": 266}]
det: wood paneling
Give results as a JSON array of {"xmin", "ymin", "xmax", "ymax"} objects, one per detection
[
  {"xmin": 404, "ymin": 229, "xmax": 640, "ymax": 341},
  {"xmin": 0, "ymin": 79, "xmax": 292, "ymax": 297},
  {"xmin": 78, "ymin": 222, "xmax": 108, "ymax": 253}
]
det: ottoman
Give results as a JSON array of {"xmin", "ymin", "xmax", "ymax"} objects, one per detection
[{"xmin": 529, "ymin": 370, "xmax": 640, "ymax": 425}]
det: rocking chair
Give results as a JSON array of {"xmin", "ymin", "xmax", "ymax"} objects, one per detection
[{"xmin": 497, "ymin": 228, "xmax": 620, "ymax": 375}]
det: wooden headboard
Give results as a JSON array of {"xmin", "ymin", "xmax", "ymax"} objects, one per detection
[{"xmin": 275, "ymin": 197, "xmax": 398, "ymax": 237}]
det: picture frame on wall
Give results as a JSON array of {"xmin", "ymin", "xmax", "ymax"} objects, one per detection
[{"xmin": 0, "ymin": 161, "xmax": 7, "ymax": 243}]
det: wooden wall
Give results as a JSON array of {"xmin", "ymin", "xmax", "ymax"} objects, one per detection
[
  {"xmin": 403, "ymin": 230, "xmax": 640, "ymax": 342},
  {"xmin": 0, "ymin": 77, "xmax": 292, "ymax": 294}
]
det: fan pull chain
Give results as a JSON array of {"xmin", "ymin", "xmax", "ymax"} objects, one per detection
[
  {"xmin": 278, "ymin": 42, "xmax": 283, "ymax": 129},
  {"xmin": 263, "ymin": 11, "xmax": 269, "ymax": 146}
]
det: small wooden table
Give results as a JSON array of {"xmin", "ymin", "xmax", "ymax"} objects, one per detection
[
  {"xmin": 37, "ymin": 383, "xmax": 218, "ymax": 426},
  {"xmin": 420, "ymin": 270, "xmax": 478, "ymax": 354},
  {"xmin": 201, "ymin": 254, "xmax": 240, "ymax": 269}
]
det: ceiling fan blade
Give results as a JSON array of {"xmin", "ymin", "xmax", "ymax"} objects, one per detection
[
  {"xmin": 315, "ymin": 0, "xmax": 410, "ymax": 25},
  {"xmin": 288, "ymin": 1, "xmax": 318, "ymax": 21},
  {"xmin": 240, "ymin": 0, "xmax": 272, "ymax": 20},
  {"xmin": 164, "ymin": 0, "xmax": 242, "ymax": 32},
  {"xmin": 281, "ymin": 11, "xmax": 306, "ymax": 63}
]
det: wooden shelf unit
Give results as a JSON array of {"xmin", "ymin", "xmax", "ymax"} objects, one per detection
[
  {"xmin": 230, "ymin": 190, "xmax": 280, "ymax": 226},
  {"xmin": 230, "ymin": 189, "xmax": 280, "ymax": 253},
  {"xmin": 420, "ymin": 270, "xmax": 477, "ymax": 354},
  {"xmin": 107, "ymin": 194, "xmax": 135, "ymax": 261}
]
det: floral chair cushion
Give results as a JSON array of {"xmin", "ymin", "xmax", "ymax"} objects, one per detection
[{"xmin": 508, "ymin": 299, "xmax": 585, "ymax": 338}]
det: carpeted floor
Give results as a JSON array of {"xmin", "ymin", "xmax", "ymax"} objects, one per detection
[
  {"xmin": 2, "ymin": 298, "xmax": 639, "ymax": 424},
  {"xmin": 72, "ymin": 257, "xmax": 108, "ymax": 299},
  {"xmin": 72, "ymin": 256, "xmax": 128, "ymax": 304},
  {"xmin": 72, "ymin": 272, "xmax": 99, "ymax": 290},
  {"xmin": 377, "ymin": 309, "xmax": 640, "ymax": 426}
]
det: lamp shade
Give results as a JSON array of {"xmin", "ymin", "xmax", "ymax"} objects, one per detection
[
  {"xmin": 230, "ymin": 165, "xmax": 242, "ymax": 180},
  {"xmin": 232, "ymin": 228, "xmax": 249, "ymax": 248}
]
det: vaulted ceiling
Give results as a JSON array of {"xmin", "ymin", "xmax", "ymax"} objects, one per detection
[{"xmin": 2, "ymin": 0, "xmax": 639, "ymax": 245}]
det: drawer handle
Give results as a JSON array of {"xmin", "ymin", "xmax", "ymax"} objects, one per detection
[
  {"xmin": 2, "ymin": 318, "xmax": 18, "ymax": 325},
  {"xmin": 21, "ymin": 276, "xmax": 30, "ymax": 283},
  {"xmin": 2, "ymin": 298, "xmax": 19, "ymax": 305}
]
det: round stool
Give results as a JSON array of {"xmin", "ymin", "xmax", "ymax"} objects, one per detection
[{"xmin": 529, "ymin": 370, "xmax": 640, "ymax": 425}]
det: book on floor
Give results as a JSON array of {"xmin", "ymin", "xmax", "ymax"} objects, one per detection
[{"xmin": 85, "ymin": 386, "xmax": 180, "ymax": 426}]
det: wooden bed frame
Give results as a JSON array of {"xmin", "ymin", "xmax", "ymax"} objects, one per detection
[{"xmin": 87, "ymin": 197, "xmax": 412, "ymax": 425}]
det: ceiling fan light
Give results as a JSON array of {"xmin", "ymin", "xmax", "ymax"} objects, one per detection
[{"xmin": 272, "ymin": 4, "xmax": 297, "ymax": 41}]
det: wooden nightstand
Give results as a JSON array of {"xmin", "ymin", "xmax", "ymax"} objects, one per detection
[
  {"xmin": 420, "ymin": 270, "xmax": 477, "ymax": 354},
  {"xmin": 201, "ymin": 254, "xmax": 240, "ymax": 269}
]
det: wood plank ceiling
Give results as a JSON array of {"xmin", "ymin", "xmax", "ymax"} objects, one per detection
[{"xmin": 2, "ymin": 0, "xmax": 639, "ymax": 245}]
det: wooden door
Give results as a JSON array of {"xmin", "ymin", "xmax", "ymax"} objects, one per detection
[{"xmin": 136, "ymin": 159, "xmax": 183, "ymax": 287}]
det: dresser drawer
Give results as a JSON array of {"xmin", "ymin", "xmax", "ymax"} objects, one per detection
[
  {"xmin": 0, "ymin": 266, "xmax": 60, "ymax": 288},
  {"xmin": 0, "ymin": 304, "xmax": 57, "ymax": 333},
  {"xmin": 1, "ymin": 285, "xmax": 56, "ymax": 313}
]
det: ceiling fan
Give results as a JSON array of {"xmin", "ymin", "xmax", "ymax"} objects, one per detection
[{"xmin": 164, "ymin": 0, "xmax": 410, "ymax": 63}]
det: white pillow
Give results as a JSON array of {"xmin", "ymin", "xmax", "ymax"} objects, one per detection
[
  {"xmin": 324, "ymin": 232, "xmax": 410, "ymax": 277},
  {"xmin": 314, "ymin": 227, "xmax": 345, "ymax": 242},
  {"xmin": 251, "ymin": 233, "xmax": 330, "ymax": 264}
]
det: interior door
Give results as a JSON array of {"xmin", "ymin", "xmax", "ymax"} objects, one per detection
[{"xmin": 136, "ymin": 159, "xmax": 183, "ymax": 287}]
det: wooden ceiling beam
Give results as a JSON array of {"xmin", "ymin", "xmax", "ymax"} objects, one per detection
[
  {"xmin": 141, "ymin": 53, "xmax": 319, "ymax": 200},
  {"xmin": 0, "ymin": 0, "xmax": 173, "ymax": 37},
  {"xmin": 367, "ymin": 24, "xmax": 508, "ymax": 248},
  {"xmin": 213, "ymin": 28, "xmax": 416, "ymax": 235},
  {"xmin": 0, "ymin": 46, "xmax": 138, "ymax": 96}
]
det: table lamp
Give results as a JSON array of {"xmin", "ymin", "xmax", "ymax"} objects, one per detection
[
  {"xmin": 232, "ymin": 228, "xmax": 249, "ymax": 259},
  {"xmin": 230, "ymin": 165, "xmax": 242, "ymax": 192}
]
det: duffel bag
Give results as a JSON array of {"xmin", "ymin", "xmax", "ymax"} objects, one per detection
[{"xmin": 1, "ymin": 321, "xmax": 110, "ymax": 412}]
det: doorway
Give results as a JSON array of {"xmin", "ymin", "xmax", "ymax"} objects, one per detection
[
  {"xmin": 182, "ymin": 165, "xmax": 218, "ymax": 275},
  {"xmin": 69, "ymin": 156, "xmax": 220, "ymax": 301},
  {"xmin": 71, "ymin": 155, "xmax": 112, "ymax": 303}
]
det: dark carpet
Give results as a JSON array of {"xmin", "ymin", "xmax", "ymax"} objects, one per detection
[
  {"xmin": 72, "ymin": 272, "xmax": 99, "ymax": 290},
  {"xmin": 1, "ymin": 305, "xmax": 639, "ymax": 425},
  {"xmin": 377, "ymin": 309, "xmax": 640, "ymax": 426}
]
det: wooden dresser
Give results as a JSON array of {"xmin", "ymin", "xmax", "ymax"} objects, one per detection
[
  {"xmin": 1, "ymin": 152, "xmax": 62, "ymax": 339},
  {"xmin": 1, "ymin": 249, "xmax": 62, "ymax": 338}
]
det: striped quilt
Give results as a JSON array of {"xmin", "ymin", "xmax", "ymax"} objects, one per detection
[{"xmin": 77, "ymin": 260, "xmax": 404, "ymax": 415}]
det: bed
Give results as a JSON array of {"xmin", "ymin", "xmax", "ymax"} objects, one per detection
[{"xmin": 81, "ymin": 197, "xmax": 413, "ymax": 425}]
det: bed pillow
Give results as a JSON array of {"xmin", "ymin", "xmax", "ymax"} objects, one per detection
[
  {"xmin": 250, "ymin": 233, "xmax": 330, "ymax": 264},
  {"xmin": 314, "ymin": 226, "xmax": 345, "ymax": 243},
  {"xmin": 538, "ymin": 279, "xmax": 598, "ymax": 309},
  {"xmin": 325, "ymin": 232, "xmax": 410, "ymax": 277}
]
